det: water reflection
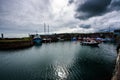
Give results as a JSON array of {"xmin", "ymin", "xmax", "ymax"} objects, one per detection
[
  {"xmin": 34, "ymin": 44, "xmax": 42, "ymax": 49},
  {"xmin": 55, "ymin": 65, "xmax": 68, "ymax": 80},
  {"xmin": 0, "ymin": 42, "xmax": 117, "ymax": 80}
]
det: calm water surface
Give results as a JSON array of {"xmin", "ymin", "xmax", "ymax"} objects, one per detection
[{"xmin": 0, "ymin": 41, "xmax": 117, "ymax": 80}]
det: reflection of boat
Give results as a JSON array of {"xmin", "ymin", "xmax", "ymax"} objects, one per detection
[
  {"xmin": 33, "ymin": 34, "xmax": 42, "ymax": 44},
  {"xmin": 80, "ymin": 38, "xmax": 100, "ymax": 46}
]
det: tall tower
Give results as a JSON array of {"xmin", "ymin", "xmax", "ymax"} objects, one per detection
[
  {"xmin": 48, "ymin": 25, "xmax": 49, "ymax": 34},
  {"xmin": 44, "ymin": 23, "xmax": 46, "ymax": 34}
]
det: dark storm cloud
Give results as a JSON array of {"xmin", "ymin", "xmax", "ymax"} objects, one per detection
[
  {"xmin": 73, "ymin": 0, "xmax": 112, "ymax": 19},
  {"xmin": 110, "ymin": 0, "xmax": 120, "ymax": 10},
  {"xmin": 79, "ymin": 24, "xmax": 91, "ymax": 29},
  {"xmin": 72, "ymin": 0, "xmax": 120, "ymax": 20}
]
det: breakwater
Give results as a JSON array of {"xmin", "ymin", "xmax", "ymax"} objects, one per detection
[{"xmin": 0, "ymin": 38, "xmax": 33, "ymax": 50}]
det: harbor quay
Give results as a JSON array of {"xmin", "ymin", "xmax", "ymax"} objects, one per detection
[
  {"xmin": 0, "ymin": 32, "xmax": 119, "ymax": 49},
  {"xmin": 0, "ymin": 37, "xmax": 33, "ymax": 50}
]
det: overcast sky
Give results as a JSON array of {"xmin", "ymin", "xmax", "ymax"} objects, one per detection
[{"xmin": 0, "ymin": 0, "xmax": 120, "ymax": 37}]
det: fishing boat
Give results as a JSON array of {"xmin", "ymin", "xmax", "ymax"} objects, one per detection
[
  {"xmin": 33, "ymin": 34, "xmax": 42, "ymax": 44},
  {"xmin": 80, "ymin": 38, "xmax": 100, "ymax": 46}
]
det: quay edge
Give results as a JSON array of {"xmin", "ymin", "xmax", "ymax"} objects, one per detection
[
  {"xmin": 111, "ymin": 45, "xmax": 120, "ymax": 80},
  {"xmin": 0, "ymin": 37, "xmax": 33, "ymax": 50}
]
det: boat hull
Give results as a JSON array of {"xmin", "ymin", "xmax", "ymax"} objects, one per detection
[
  {"xmin": 80, "ymin": 42, "xmax": 99, "ymax": 46},
  {"xmin": 33, "ymin": 38, "xmax": 42, "ymax": 44}
]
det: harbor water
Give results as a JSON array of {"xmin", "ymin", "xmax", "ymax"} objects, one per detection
[{"xmin": 0, "ymin": 41, "xmax": 117, "ymax": 80}]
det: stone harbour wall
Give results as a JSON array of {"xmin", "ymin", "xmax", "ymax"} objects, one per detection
[{"xmin": 112, "ymin": 48, "xmax": 120, "ymax": 80}]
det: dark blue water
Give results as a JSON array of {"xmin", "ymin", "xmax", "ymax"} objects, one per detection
[{"xmin": 0, "ymin": 42, "xmax": 117, "ymax": 80}]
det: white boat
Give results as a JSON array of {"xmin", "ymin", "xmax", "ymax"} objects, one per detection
[
  {"xmin": 80, "ymin": 38, "xmax": 100, "ymax": 46},
  {"xmin": 57, "ymin": 37, "xmax": 64, "ymax": 41},
  {"xmin": 42, "ymin": 38, "xmax": 52, "ymax": 43}
]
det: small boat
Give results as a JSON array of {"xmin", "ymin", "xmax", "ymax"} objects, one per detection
[
  {"xmin": 33, "ymin": 34, "xmax": 42, "ymax": 44},
  {"xmin": 42, "ymin": 38, "xmax": 52, "ymax": 43},
  {"xmin": 78, "ymin": 37, "xmax": 82, "ymax": 41},
  {"xmin": 71, "ymin": 37, "xmax": 77, "ymax": 41},
  {"xmin": 57, "ymin": 37, "xmax": 64, "ymax": 41},
  {"xmin": 80, "ymin": 38, "xmax": 100, "ymax": 46},
  {"xmin": 102, "ymin": 38, "xmax": 114, "ymax": 43}
]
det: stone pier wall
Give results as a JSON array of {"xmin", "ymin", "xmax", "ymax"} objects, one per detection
[
  {"xmin": 112, "ymin": 49, "xmax": 120, "ymax": 80},
  {"xmin": 0, "ymin": 41, "xmax": 33, "ymax": 50}
]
